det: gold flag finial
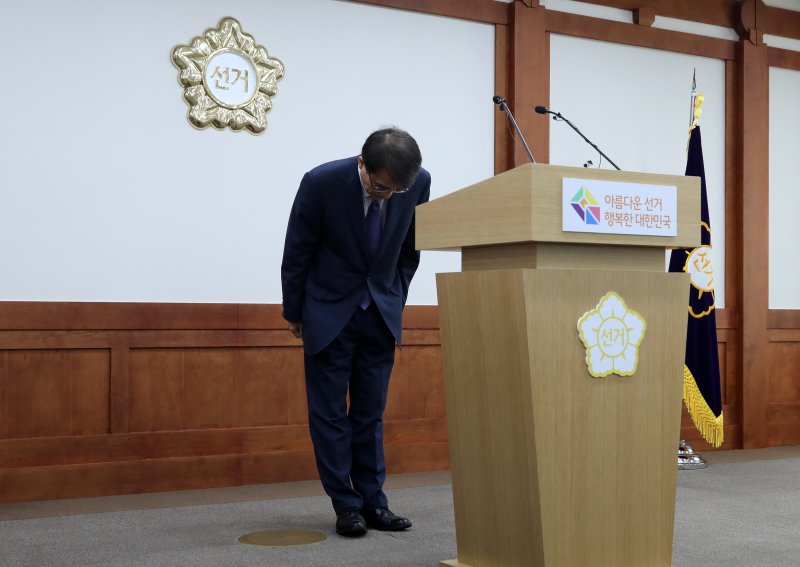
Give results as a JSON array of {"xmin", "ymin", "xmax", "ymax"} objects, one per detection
[
  {"xmin": 687, "ymin": 69, "xmax": 703, "ymax": 150},
  {"xmin": 692, "ymin": 92, "xmax": 704, "ymax": 129},
  {"xmin": 688, "ymin": 69, "xmax": 703, "ymax": 130}
]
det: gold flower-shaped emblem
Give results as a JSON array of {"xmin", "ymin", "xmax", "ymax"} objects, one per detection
[
  {"xmin": 577, "ymin": 292, "xmax": 646, "ymax": 378},
  {"xmin": 172, "ymin": 17, "xmax": 284, "ymax": 134}
]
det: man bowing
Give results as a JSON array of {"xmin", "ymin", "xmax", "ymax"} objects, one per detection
[{"xmin": 281, "ymin": 127, "xmax": 430, "ymax": 537}]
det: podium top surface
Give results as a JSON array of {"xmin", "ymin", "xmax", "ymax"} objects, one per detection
[{"xmin": 415, "ymin": 163, "xmax": 700, "ymax": 251}]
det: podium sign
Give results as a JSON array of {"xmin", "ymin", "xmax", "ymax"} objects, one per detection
[{"xmin": 562, "ymin": 177, "xmax": 678, "ymax": 237}]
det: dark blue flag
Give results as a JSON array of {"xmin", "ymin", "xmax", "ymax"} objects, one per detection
[{"xmin": 668, "ymin": 125, "xmax": 723, "ymax": 446}]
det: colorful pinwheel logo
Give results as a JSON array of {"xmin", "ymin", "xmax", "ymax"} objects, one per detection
[{"xmin": 570, "ymin": 186, "xmax": 601, "ymax": 225}]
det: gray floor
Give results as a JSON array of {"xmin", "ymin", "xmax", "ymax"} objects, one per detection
[{"xmin": 1, "ymin": 448, "xmax": 799, "ymax": 566}]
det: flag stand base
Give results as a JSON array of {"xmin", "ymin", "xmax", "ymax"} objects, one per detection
[{"xmin": 677, "ymin": 439, "xmax": 707, "ymax": 470}]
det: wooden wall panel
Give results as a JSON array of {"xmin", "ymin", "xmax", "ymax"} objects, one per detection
[
  {"xmin": 183, "ymin": 349, "xmax": 239, "ymax": 429},
  {"xmin": 0, "ymin": 349, "xmax": 109, "ymax": 439},
  {"xmin": 237, "ymin": 348, "xmax": 301, "ymax": 428},
  {"xmin": 128, "ymin": 349, "xmax": 185, "ymax": 432},
  {"xmin": 768, "ymin": 341, "xmax": 800, "ymax": 402},
  {"xmin": 769, "ymin": 311, "xmax": 800, "ymax": 329},
  {"xmin": 385, "ymin": 349, "xmax": 411, "ymax": 422},
  {"xmin": 384, "ymin": 441, "xmax": 450, "ymax": 474},
  {"xmin": 386, "ymin": 345, "xmax": 445, "ymax": 421},
  {"xmin": 128, "ymin": 347, "xmax": 304, "ymax": 432},
  {"xmin": 767, "ymin": 333, "xmax": 800, "ymax": 446},
  {"xmin": 0, "ymin": 303, "xmax": 448, "ymax": 503},
  {"xmin": 408, "ymin": 346, "xmax": 446, "ymax": 419}
]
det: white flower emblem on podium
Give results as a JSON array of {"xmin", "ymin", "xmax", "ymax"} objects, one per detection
[{"xmin": 577, "ymin": 292, "xmax": 646, "ymax": 378}]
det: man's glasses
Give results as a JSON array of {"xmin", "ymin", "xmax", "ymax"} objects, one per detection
[{"xmin": 366, "ymin": 171, "xmax": 410, "ymax": 194}]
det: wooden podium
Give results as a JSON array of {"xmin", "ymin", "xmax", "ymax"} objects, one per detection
[{"xmin": 416, "ymin": 164, "xmax": 700, "ymax": 567}]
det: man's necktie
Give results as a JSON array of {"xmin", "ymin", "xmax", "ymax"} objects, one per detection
[{"xmin": 359, "ymin": 199, "xmax": 382, "ymax": 309}]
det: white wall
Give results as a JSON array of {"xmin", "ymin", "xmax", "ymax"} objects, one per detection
[
  {"xmin": 0, "ymin": 0, "xmax": 495, "ymax": 304},
  {"xmin": 549, "ymin": 35, "xmax": 727, "ymax": 307},
  {"xmin": 4, "ymin": 1, "xmax": 795, "ymax": 310},
  {"xmin": 769, "ymin": 67, "xmax": 800, "ymax": 309}
]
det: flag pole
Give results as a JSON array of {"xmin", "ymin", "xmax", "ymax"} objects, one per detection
[
  {"xmin": 688, "ymin": 68, "xmax": 697, "ymax": 129},
  {"xmin": 678, "ymin": 68, "xmax": 709, "ymax": 471}
]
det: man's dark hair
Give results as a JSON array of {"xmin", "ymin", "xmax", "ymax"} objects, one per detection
[{"xmin": 361, "ymin": 128, "xmax": 422, "ymax": 189}]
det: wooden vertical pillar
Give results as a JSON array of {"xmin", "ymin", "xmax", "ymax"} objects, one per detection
[
  {"xmin": 495, "ymin": 21, "xmax": 512, "ymax": 174},
  {"xmin": 509, "ymin": 1, "xmax": 549, "ymax": 168},
  {"xmin": 736, "ymin": 32, "xmax": 770, "ymax": 448}
]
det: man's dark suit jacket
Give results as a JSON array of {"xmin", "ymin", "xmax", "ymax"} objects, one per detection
[{"xmin": 281, "ymin": 156, "xmax": 431, "ymax": 355}]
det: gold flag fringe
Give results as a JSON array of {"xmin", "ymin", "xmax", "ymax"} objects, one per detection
[{"xmin": 683, "ymin": 365, "xmax": 724, "ymax": 447}]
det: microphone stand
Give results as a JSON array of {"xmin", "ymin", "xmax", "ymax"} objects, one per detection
[
  {"xmin": 542, "ymin": 108, "xmax": 621, "ymax": 171},
  {"xmin": 494, "ymin": 97, "xmax": 536, "ymax": 164}
]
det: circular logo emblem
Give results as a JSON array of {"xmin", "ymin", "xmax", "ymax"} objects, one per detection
[
  {"xmin": 685, "ymin": 245, "xmax": 714, "ymax": 292},
  {"xmin": 203, "ymin": 49, "xmax": 259, "ymax": 109}
]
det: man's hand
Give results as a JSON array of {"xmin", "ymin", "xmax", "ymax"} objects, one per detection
[{"xmin": 288, "ymin": 321, "xmax": 303, "ymax": 339}]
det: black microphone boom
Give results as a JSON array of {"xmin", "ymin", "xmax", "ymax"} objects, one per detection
[
  {"xmin": 534, "ymin": 104, "xmax": 621, "ymax": 170},
  {"xmin": 493, "ymin": 95, "xmax": 536, "ymax": 164}
]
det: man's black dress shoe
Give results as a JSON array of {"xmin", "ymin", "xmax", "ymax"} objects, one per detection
[
  {"xmin": 362, "ymin": 507, "xmax": 412, "ymax": 531},
  {"xmin": 336, "ymin": 509, "xmax": 367, "ymax": 537}
]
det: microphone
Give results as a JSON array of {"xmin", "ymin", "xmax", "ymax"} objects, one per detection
[
  {"xmin": 492, "ymin": 96, "xmax": 536, "ymax": 164},
  {"xmin": 534, "ymin": 103, "xmax": 621, "ymax": 170}
]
